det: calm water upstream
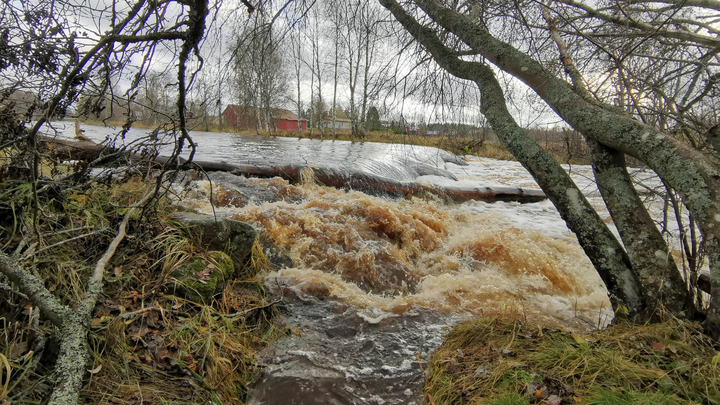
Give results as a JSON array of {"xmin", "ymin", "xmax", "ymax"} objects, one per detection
[{"xmin": 53, "ymin": 123, "xmax": 632, "ymax": 404}]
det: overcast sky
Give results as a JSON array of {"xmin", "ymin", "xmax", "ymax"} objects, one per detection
[{"xmin": 4, "ymin": 0, "xmax": 566, "ymax": 127}]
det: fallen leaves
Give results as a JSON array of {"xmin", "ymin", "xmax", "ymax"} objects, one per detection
[
  {"xmin": 526, "ymin": 377, "xmax": 575, "ymax": 404},
  {"xmin": 127, "ymin": 290, "xmax": 143, "ymax": 303},
  {"xmin": 196, "ymin": 262, "xmax": 215, "ymax": 284}
]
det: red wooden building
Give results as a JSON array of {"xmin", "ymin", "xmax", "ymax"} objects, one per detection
[{"xmin": 223, "ymin": 105, "xmax": 307, "ymax": 132}]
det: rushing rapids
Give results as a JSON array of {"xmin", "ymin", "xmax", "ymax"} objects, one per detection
[
  {"xmin": 178, "ymin": 173, "xmax": 613, "ymax": 404},
  {"xmin": 180, "ymin": 174, "xmax": 612, "ymax": 324},
  {"xmin": 55, "ymin": 123, "xmax": 619, "ymax": 403}
]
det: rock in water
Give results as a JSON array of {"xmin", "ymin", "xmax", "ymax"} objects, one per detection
[{"xmin": 169, "ymin": 212, "xmax": 257, "ymax": 271}]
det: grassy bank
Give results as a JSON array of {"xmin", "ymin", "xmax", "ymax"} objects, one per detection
[
  {"xmin": 0, "ymin": 175, "xmax": 286, "ymax": 403},
  {"xmin": 424, "ymin": 316, "xmax": 720, "ymax": 405}
]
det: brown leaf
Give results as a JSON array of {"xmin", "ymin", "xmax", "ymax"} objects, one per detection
[
  {"xmin": 88, "ymin": 364, "xmax": 102, "ymax": 374},
  {"xmin": 127, "ymin": 290, "xmax": 142, "ymax": 303},
  {"xmin": 113, "ymin": 266, "xmax": 123, "ymax": 276},
  {"xmin": 652, "ymin": 342, "xmax": 665, "ymax": 351},
  {"xmin": 197, "ymin": 266, "xmax": 213, "ymax": 281},
  {"xmin": 130, "ymin": 325, "xmax": 154, "ymax": 340},
  {"xmin": 159, "ymin": 349, "xmax": 178, "ymax": 361},
  {"xmin": 535, "ymin": 388, "xmax": 547, "ymax": 399}
]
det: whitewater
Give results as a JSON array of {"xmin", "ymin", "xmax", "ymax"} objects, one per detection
[{"xmin": 52, "ymin": 123, "xmax": 673, "ymax": 404}]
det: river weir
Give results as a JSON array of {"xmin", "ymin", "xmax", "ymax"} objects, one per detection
[{"xmin": 55, "ymin": 124, "xmax": 615, "ymax": 403}]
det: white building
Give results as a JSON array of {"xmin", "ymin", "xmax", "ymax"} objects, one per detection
[{"xmin": 323, "ymin": 118, "xmax": 352, "ymax": 130}]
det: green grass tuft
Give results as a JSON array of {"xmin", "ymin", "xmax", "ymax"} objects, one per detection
[
  {"xmin": 424, "ymin": 316, "xmax": 720, "ymax": 405},
  {"xmin": 489, "ymin": 392, "xmax": 528, "ymax": 405},
  {"xmin": 587, "ymin": 389, "xmax": 680, "ymax": 405}
]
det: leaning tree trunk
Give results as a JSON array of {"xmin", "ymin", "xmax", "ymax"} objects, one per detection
[
  {"xmin": 588, "ymin": 140, "xmax": 694, "ymax": 316},
  {"xmin": 379, "ymin": 0, "xmax": 646, "ymax": 314},
  {"xmin": 539, "ymin": 5, "xmax": 694, "ymax": 317},
  {"xmin": 471, "ymin": 69, "xmax": 645, "ymax": 315},
  {"xmin": 412, "ymin": 0, "xmax": 720, "ymax": 335}
]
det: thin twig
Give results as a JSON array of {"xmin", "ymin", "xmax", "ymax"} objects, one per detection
[
  {"xmin": 0, "ymin": 282, "xmax": 29, "ymax": 300},
  {"xmin": 77, "ymin": 189, "xmax": 155, "ymax": 318},
  {"xmin": 26, "ymin": 229, "xmax": 108, "ymax": 259},
  {"xmin": 117, "ymin": 306, "xmax": 168, "ymax": 320},
  {"xmin": 41, "ymin": 226, "xmax": 96, "ymax": 238},
  {"xmin": 220, "ymin": 299, "xmax": 281, "ymax": 319}
]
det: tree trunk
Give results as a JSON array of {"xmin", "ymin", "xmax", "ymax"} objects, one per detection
[
  {"xmin": 295, "ymin": 32, "xmax": 303, "ymax": 133},
  {"xmin": 588, "ymin": 140, "xmax": 694, "ymax": 316},
  {"xmin": 379, "ymin": 0, "xmax": 646, "ymax": 315},
  {"xmin": 472, "ymin": 69, "xmax": 645, "ymax": 314},
  {"xmin": 313, "ymin": 15, "xmax": 325, "ymax": 138},
  {"xmin": 413, "ymin": 0, "xmax": 720, "ymax": 334},
  {"xmin": 332, "ymin": 20, "xmax": 339, "ymax": 139},
  {"xmin": 46, "ymin": 317, "xmax": 90, "ymax": 405}
]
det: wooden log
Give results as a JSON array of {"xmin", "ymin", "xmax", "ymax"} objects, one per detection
[
  {"xmin": 39, "ymin": 136, "xmax": 548, "ymax": 204},
  {"xmin": 39, "ymin": 135, "xmax": 105, "ymax": 162},
  {"xmin": 435, "ymin": 184, "xmax": 548, "ymax": 203}
]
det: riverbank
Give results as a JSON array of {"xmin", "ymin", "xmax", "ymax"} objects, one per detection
[
  {"xmin": 0, "ymin": 177, "xmax": 286, "ymax": 403},
  {"xmin": 424, "ymin": 316, "xmax": 720, "ymax": 404},
  {"xmin": 4, "ymin": 171, "xmax": 715, "ymax": 403},
  {"xmin": 4, "ymin": 123, "xmax": 700, "ymax": 403}
]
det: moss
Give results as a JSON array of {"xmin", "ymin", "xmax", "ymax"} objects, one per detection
[
  {"xmin": 587, "ymin": 390, "xmax": 680, "ymax": 405},
  {"xmin": 171, "ymin": 251, "xmax": 234, "ymax": 303},
  {"xmin": 168, "ymin": 212, "xmax": 257, "ymax": 274}
]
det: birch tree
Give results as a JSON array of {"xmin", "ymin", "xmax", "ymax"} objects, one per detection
[
  {"xmin": 233, "ymin": 20, "xmax": 288, "ymax": 134},
  {"xmin": 325, "ymin": 0, "xmax": 342, "ymax": 138},
  {"xmin": 378, "ymin": 0, "xmax": 720, "ymax": 334},
  {"xmin": 289, "ymin": 22, "xmax": 305, "ymax": 132}
]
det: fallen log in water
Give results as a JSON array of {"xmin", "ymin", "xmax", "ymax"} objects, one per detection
[
  {"xmin": 42, "ymin": 136, "xmax": 548, "ymax": 204},
  {"xmin": 188, "ymin": 161, "xmax": 545, "ymax": 203},
  {"xmin": 39, "ymin": 135, "xmax": 105, "ymax": 161}
]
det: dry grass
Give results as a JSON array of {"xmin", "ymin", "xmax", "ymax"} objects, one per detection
[
  {"xmin": 424, "ymin": 316, "xmax": 720, "ymax": 404},
  {"xmin": 0, "ymin": 177, "xmax": 284, "ymax": 404}
]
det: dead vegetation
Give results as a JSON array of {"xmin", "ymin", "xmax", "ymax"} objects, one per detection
[
  {"xmin": 0, "ymin": 175, "xmax": 285, "ymax": 404},
  {"xmin": 423, "ymin": 316, "xmax": 720, "ymax": 405}
]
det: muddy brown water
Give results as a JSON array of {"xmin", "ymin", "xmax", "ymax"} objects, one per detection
[{"xmin": 56, "ymin": 123, "xmax": 613, "ymax": 404}]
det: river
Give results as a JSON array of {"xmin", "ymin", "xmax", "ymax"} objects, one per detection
[{"xmin": 54, "ymin": 123, "xmax": 660, "ymax": 404}]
